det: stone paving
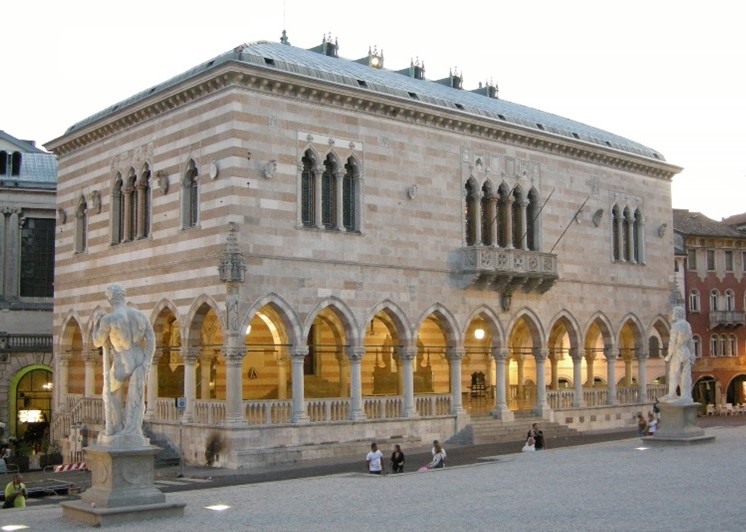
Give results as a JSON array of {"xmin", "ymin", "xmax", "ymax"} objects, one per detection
[{"xmin": 0, "ymin": 421, "xmax": 742, "ymax": 531}]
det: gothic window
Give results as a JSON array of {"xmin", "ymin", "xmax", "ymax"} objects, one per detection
[
  {"xmin": 321, "ymin": 154, "xmax": 337, "ymax": 229},
  {"xmin": 181, "ymin": 160, "xmax": 199, "ymax": 229},
  {"xmin": 725, "ymin": 289, "xmax": 735, "ymax": 311},
  {"xmin": 123, "ymin": 168, "xmax": 136, "ymax": 241},
  {"xmin": 301, "ymin": 150, "xmax": 317, "ymax": 227},
  {"xmin": 111, "ymin": 173, "xmax": 124, "ymax": 244},
  {"xmin": 622, "ymin": 207, "xmax": 631, "ymax": 262},
  {"xmin": 75, "ymin": 196, "xmax": 87, "ymax": 253},
  {"xmin": 20, "ymin": 218, "xmax": 55, "ymax": 297},
  {"xmin": 497, "ymin": 183, "xmax": 512, "ymax": 248},
  {"xmin": 633, "ymin": 209, "xmax": 642, "ymax": 263},
  {"xmin": 136, "ymin": 164, "xmax": 151, "ymax": 238},
  {"xmin": 720, "ymin": 335, "xmax": 728, "ymax": 357},
  {"xmin": 710, "ymin": 289, "xmax": 719, "ymax": 312},
  {"xmin": 512, "ymin": 188, "xmax": 523, "ymax": 249},
  {"xmin": 464, "ymin": 179, "xmax": 478, "ymax": 246},
  {"xmin": 342, "ymin": 157, "xmax": 359, "ymax": 231},
  {"xmin": 692, "ymin": 335, "xmax": 701, "ymax": 357},
  {"xmin": 710, "ymin": 335, "xmax": 718, "ymax": 357},
  {"xmin": 688, "ymin": 289, "xmax": 700, "ymax": 312},
  {"xmin": 730, "ymin": 335, "xmax": 738, "ymax": 356}
]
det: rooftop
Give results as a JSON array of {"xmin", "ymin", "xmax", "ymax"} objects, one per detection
[{"xmin": 672, "ymin": 209, "xmax": 743, "ymax": 238}]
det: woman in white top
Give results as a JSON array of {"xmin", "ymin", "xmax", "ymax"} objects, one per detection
[{"xmin": 647, "ymin": 412, "xmax": 658, "ymax": 436}]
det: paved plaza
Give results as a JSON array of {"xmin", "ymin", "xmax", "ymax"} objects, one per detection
[{"xmin": 1, "ymin": 423, "xmax": 742, "ymax": 531}]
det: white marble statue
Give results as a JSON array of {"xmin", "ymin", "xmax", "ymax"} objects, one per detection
[
  {"xmin": 659, "ymin": 306, "xmax": 694, "ymax": 404},
  {"xmin": 92, "ymin": 284, "xmax": 155, "ymax": 442}
]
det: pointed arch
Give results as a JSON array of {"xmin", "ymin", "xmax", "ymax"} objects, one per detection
[
  {"xmin": 185, "ymin": 294, "xmax": 224, "ymax": 345},
  {"xmin": 75, "ymin": 195, "xmax": 87, "ymax": 253},
  {"xmin": 527, "ymin": 187, "xmax": 540, "ymax": 251},
  {"xmin": 583, "ymin": 312, "xmax": 616, "ymax": 352},
  {"xmin": 300, "ymin": 148, "xmax": 320, "ymax": 227},
  {"xmin": 364, "ymin": 299, "xmax": 414, "ymax": 346},
  {"xmin": 59, "ymin": 311, "xmax": 85, "ymax": 352},
  {"xmin": 181, "ymin": 159, "xmax": 199, "ymax": 229},
  {"xmin": 464, "ymin": 177, "xmax": 479, "ymax": 246},
  {"xmin": 464, "ymin": 305, "xmax": 504, "ymax": 348},
  {"xmin": 547, "ymin": 310, "xmax": 581, "ymax": 352},
  {"xmin": 414, "ymin": 303, "xmax": 462, "ymax": 347},
  {"xmin": 321, "ymin": 152, "xmax": 341, "ymax": 229},
  {"xmin": 111, "ymin": 171, "xmax": 124, "ymax": 244},
  {"xmin": 506, "ymin": 307, "xmax": 546, "ymax": 348},
  {"xmin": 342, "ymin": 154, "xmax": 361, "ymax": 232},
  {"xmin": 303, "ymin": 296, "xmax": 360, "ymax": 347},
  {"xmin": 244, "ymin": 293, "xmax": 303, "ymax": 347},
  {"xmin": 480, "ymin": 180, "xmax": 495, "ymax": 246}
]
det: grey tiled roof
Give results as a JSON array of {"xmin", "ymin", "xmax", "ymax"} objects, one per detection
[
  {"xmin": 672, "ymin": 209, "xmax": 743, "ymax": 238},
  {"xmin": 65, "ymin": 41, "xmax": 664, "ymax": 161},
  {"xmin": 0, "ymin": 130, "xmax": 57, "ymax": 189}
]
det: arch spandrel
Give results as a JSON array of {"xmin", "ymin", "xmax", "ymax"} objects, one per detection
[
  {"xmin": 505, "ymin": 307, "xmax": 546, "ymax": 348},
  {"xmin": 583, "ymin": 312, "xmax": 616, "ymax": 352},
  {"xmin": 363, "ymin": 300, "xmax": 414, "ymax": 346},
  {"xmin": 303, "ymin": 296, "xmax": 360, "ymax": 347},
  {"xmin": 414, "ymin": 303, "xmax": 462, "ymax": 346},
  {"xmin": 243, "ymin": 293, "xmax": 303, "ymax": 347},
  {"xmin": 547, "ymin": 310, "xmax": 582, "ymax": 351}
]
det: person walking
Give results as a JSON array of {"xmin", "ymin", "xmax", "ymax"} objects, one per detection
[
  {"xmin": 390, "ymin": 444, "xmax": 405, "ymax": 473},
  {"xmin": 366, "ymin": 442, "xmax": 384, "ymax": 474}
]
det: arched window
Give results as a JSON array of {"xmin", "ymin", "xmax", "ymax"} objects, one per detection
[
  {"xmin": 730, "ymin": 335, "xmax": 738, "ymax": 357},
  {"xmin": 633, "ymin": 209, "xmax": 643, "ymax": 263},
  {"xmin": 710, "ymin": 335, "xmax": 718, "ymax": 357},
  {"xmin": 710, "ymin": 289, "xmax": 719, "ymax": 312},
  {"xmin": 622, "ymin": 207, "xmax": 631, "ymax": 262},
  {"xmin": 181, "ymin": 160, "xmax": 199, "ymax": 229},
  {"xmin": 689, "ymin": 290, "xmax": 700, "ymax": 312},
  {"xmin": 11, "ymin": 151, "xmax": 22, "ymax": 176},
  {"xmin": 301, "ymin": 150, "xmax": 317, "ymax": 227},
  {"xmin": 342, "ymin": 157, "xmax": 359, "ymax": 232},
  {"xmin": 511, "ymin": 187, "xmax": 523, "ymax": 249},
  {"xmin": 692, "ymin": 335, "xmax": 701, "ymax": 357},
  {"xmin": 725, "ymin": 289, "xmax": 735, "ymax": 311},
  {"xmin": 497, "ymin": 183, "xmax": 511, "ymax": 248},
  {"xmin": 720, "ymin": 335, "xmax": 728, "ymax": 357},
  {"xmin": 123, "ymin": 168, "xmax": 136, "ymax": 241},
  {"xmin": 75, "ymin": 196, "xmax": 87, "ymax": 253},
  {"xmin": 111, "ymin": 173, "xmax": 124, "ymax": 244},
  {"xmin": 464, "ymin": 179, "xmax": 478, "ymax": 246}
]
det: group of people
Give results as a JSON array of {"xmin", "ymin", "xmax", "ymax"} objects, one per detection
[
  {"xmin": 366, "ymin": 440, "xmax": 447, "ymax": 474},
  {"xmin": 522, "ymin": 423, "xmax": 546, "ymax": 452},
  {"xmin": 637, "ymin": 401, "xmax": 661, "ymax": 437}
]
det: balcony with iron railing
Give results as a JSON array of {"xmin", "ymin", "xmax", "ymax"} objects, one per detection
[
  {"xmin": 709, "ymin": 311, "xmax": 745, "ymax": 329},
  {"xmin": 459, "ymin": 247, "xmax": 558, "ymax": 308}
]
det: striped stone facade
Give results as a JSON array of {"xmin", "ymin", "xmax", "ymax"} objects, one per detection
[{"xmin": 47, "ymin": 40, "xmax": 679, "ymax": 468}]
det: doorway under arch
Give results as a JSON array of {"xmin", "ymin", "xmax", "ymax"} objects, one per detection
[{"xmin": 9, "ymin": 365, "xmax": 53, "ymax": 443}]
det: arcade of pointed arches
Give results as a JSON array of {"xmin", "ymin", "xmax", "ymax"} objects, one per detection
[{"xmin": 53, "ymin": 295, "xmax": 670, "ymax": 435}]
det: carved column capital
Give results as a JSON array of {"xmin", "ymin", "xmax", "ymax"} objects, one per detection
[
  {"xmin": 534, "ymin": 348, "xmax": 549, "ymax": 363},
  {"xmin": 83, "ymin": 351, "xmax": 99, "ymax": 364},
  {"xmin": 636, "ymin": 349, "xmax": 649, "ymax": 361},
  {"xmin": 447, "ymin": 348, "xmax": 465, "ymax": 361},
  {"xmin": 398, "ymin": 347, "xmax": 418, "ymax": 361},
  {"xmin": 290, "ymin": 347, "xmax": 309, "ymax": 360},
  {"xmin": 348, "ymin": 347, "xmax": 365, "ymax": 362},
  {"xmin": 494, "ymin": 348, "xmax": 510, "ymax": 361},
  {"xmin": 571, "ymin": 349, "xmax": 586, "ymax": 362},
  {"xmin": 221, "ymin": 346, "xmax": 246, "ymax": 364},
  {"xmin": 182, "ymin": 348, "xmax": 200, "ymax": 364}
]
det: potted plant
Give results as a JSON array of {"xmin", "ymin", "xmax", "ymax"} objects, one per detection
[{"xmin": 40, "ymin": 438, "xmax": 63, "ymax": 469}]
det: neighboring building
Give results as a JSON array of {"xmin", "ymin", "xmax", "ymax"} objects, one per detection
[
  {"xmin": 0, "ymin": 130, "xmax": 57, "ymax": 443},
  {"xmin": 673, "ymin": 209, "xmax": 746, "ymax": 412},
  {"xmin": 47, "ymin": 34, "xmax": 677, "ymax": 468}
]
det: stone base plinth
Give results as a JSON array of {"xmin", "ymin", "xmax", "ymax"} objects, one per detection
[
  {"xmin": 642, "ymin": 402, "xmax": 715, "ymax": 446},
  {"xmin": 62, "ymin": 443, "xmax": 185, "ymax": 526},
  {"xmin": 61, "ymin": 500, "xmax": 186, "ymax": 527}
]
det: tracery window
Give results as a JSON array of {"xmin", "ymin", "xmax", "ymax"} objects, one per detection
[
  {"xmin": 725, "ymin": 289, "xmax": 735, "ymax": 311},
  {"xmin": 111, "ymin": 173, "xmax": 124, "ymax": 244},
  {"xmin": 342, "ymin": 157, "xmax": 360, "ymax": 231},
  {"xmin": 300, "ymin": 148, "xmax": 361, "ymax": 232},
  {"xmin": 611, "ymin": 202, "xmax": 644, "ymax": 264},
  {"xmin": 301, "ymin": 150, "xmax": 317, "ymax": 227},
  {"xmin": 321, "ymin": 154, "xmax": 337, "ymax": 229}
]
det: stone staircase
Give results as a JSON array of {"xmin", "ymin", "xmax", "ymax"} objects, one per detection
[
  {"xmin": 448, "ymin": 413, "xmax": 580, "ymax": 446},
  {"xmin": 142, "ymin": 421, "xmax": 181, "ymax": 468}
]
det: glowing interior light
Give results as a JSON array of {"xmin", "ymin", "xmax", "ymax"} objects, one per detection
[
  {"xmin": 245, "ymin": 324, "xmax": 251, "ymax": 335},
  {"xmin": 474, "ymin": 328, "xmax": 485, "ymax": 340}
]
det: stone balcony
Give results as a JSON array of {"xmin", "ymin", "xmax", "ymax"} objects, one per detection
[
  {"xmin": 709, "ymin": 311, "xmax": 746, "ymax": 329},
  {"xmin": 459, "ymin": 247, "xmax": 558, "ymax": 305}
]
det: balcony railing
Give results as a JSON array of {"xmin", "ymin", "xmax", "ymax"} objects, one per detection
[
  {"xmin": 460, "ymin": 247, "xmax": 558, "ymax": 304},
  {"xmin": 709, "ymin": 311, "xmax": 745, "ymax": 329},
  {"xmin": 0, "ymin": 333, "xmax": 53, "ymax": 353}
]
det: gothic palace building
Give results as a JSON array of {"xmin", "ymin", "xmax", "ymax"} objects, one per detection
[{"xmin": 46, "ymin": 35, "xmax": 679, "ymax": 468}]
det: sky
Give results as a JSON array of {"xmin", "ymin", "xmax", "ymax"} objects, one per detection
[{"xmin": 3, "ymin": 1, "xmax": 744, "ymax": 221}]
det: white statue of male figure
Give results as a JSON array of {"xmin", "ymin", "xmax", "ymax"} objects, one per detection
[
  {"xmin": 660, "ymin": 306, "xmax": 694, "ymax": 404},
  {"xmin": 92, "ymin": 284, "xmax": 155, "ymax": 442}
]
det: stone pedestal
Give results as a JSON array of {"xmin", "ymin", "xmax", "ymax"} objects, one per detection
[
  {"xmin": 642, "ymin": 402, "xmax": 715, "ymax": 446},
  {"xmin": 61, "ymin": 442, "xmax": 185, "ymax": 526}
]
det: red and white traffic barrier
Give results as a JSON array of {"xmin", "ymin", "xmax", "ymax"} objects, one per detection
[{"xmin": 53, "ymin": 462, "xmax": 87, "ymax": 472}]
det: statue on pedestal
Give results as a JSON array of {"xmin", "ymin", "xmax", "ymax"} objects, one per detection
[
  {"xmin": 659, "ymin": 306, "xmax": 694, "ymax": 404},
  {"xmin": 92, "ymin": 284, "xmax": 155, "ymax": 443}
]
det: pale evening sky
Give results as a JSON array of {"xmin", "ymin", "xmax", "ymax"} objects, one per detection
[{"xmin": 3, "ymin": 1, "xmax": 743, "ymax": 221}]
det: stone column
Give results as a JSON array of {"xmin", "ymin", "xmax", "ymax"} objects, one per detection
[
  {"xmin": 492, "ymin": 348, "xmax": 513, "ymax": 420},
  {"xmin": 348, "ymin": 347, "xmax": 367, "ymax": 420},
  {"xmin": 276, "ymin": 352, "xmax": 289, "ymax": 400},
  {"xmin": 335, "ymin": 352, "xmax": 349, "ymax": 397},
  {"xmin": 84, "ymin": 351, "xmax": 98, "ymax": 397},
  {"xmin": 314, "ymin": 166, "xmax": 323, "ymax": 229},
  {"xmin": 199, "ymin": 352, "xmax": 213, "ymax": 400},
  {"xmin": 605, "ymin": 348, "xmax": 618, "ymax": 405},
  {"xmin": 534, "ymin": 349, "xmax": 550, "ymax": 416},
  {"xmin": 222, "ymin": 345, "xmax": 247, "ymax": 425},
  {"xmin": 624, "ymin": 355, "xmax": 633, "ymax": 387},
  {"xmin": 571, "ymin": 349, "xmax": 586, "ymax": 407},
  {"xmin": 518, "ymin": 198, "xmax": 529, "ymax": 250},
  {"xmin": 334, "ymin": 170, "xmax": 344, "ymax": 231},
  {"xmin": 56, "ymin": 354, "xmax": 71, "ymax": 411},
  {"xmin": 6, "ymin": 209, "xmax": 19, "ymax": 297},
  {"xmin": 145, "ymin": 349, "xmax": 162, "ymax": 421},
  {"xmin": 122, "ymin": 183, "xmax": 134, "ymax": 242},
  {"xmin": 503, "ymin": 197, "xmax": 514, "ymax": 249},
  {"xmin": 615, "ymin": 214, "xmax": 624, "ymax": 261},
  {"xmin": 290, "ymin": 347, "xmax": 309, "ymax": 423},
  {"xmin": 473, "ymin": 191, "xmax": 483, "ymax": 245},
  {"xmin": 447, "ymin": 348, "xmax": 465, "ymax": 414},
  {"xmin": 488, "ymin": 195, "xmax": 498, "ymax": 246},
  {"xmin": 637, "ymin": 349, "xmax": 649, "ymax": 403},
  {"xmin": 517, "ymin": 355, "xmax": 525, "ymax": 398},
  {"xmin": 135, "ymin": 179, "xmax": 148, "ymax": 239},
  {"xmin": 399, "ymin": 347, "xmax": 417, "ymax": 417},
  {"xmin": 181, "ymin": 348, "xmax": 199, "ymax": 422}
]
